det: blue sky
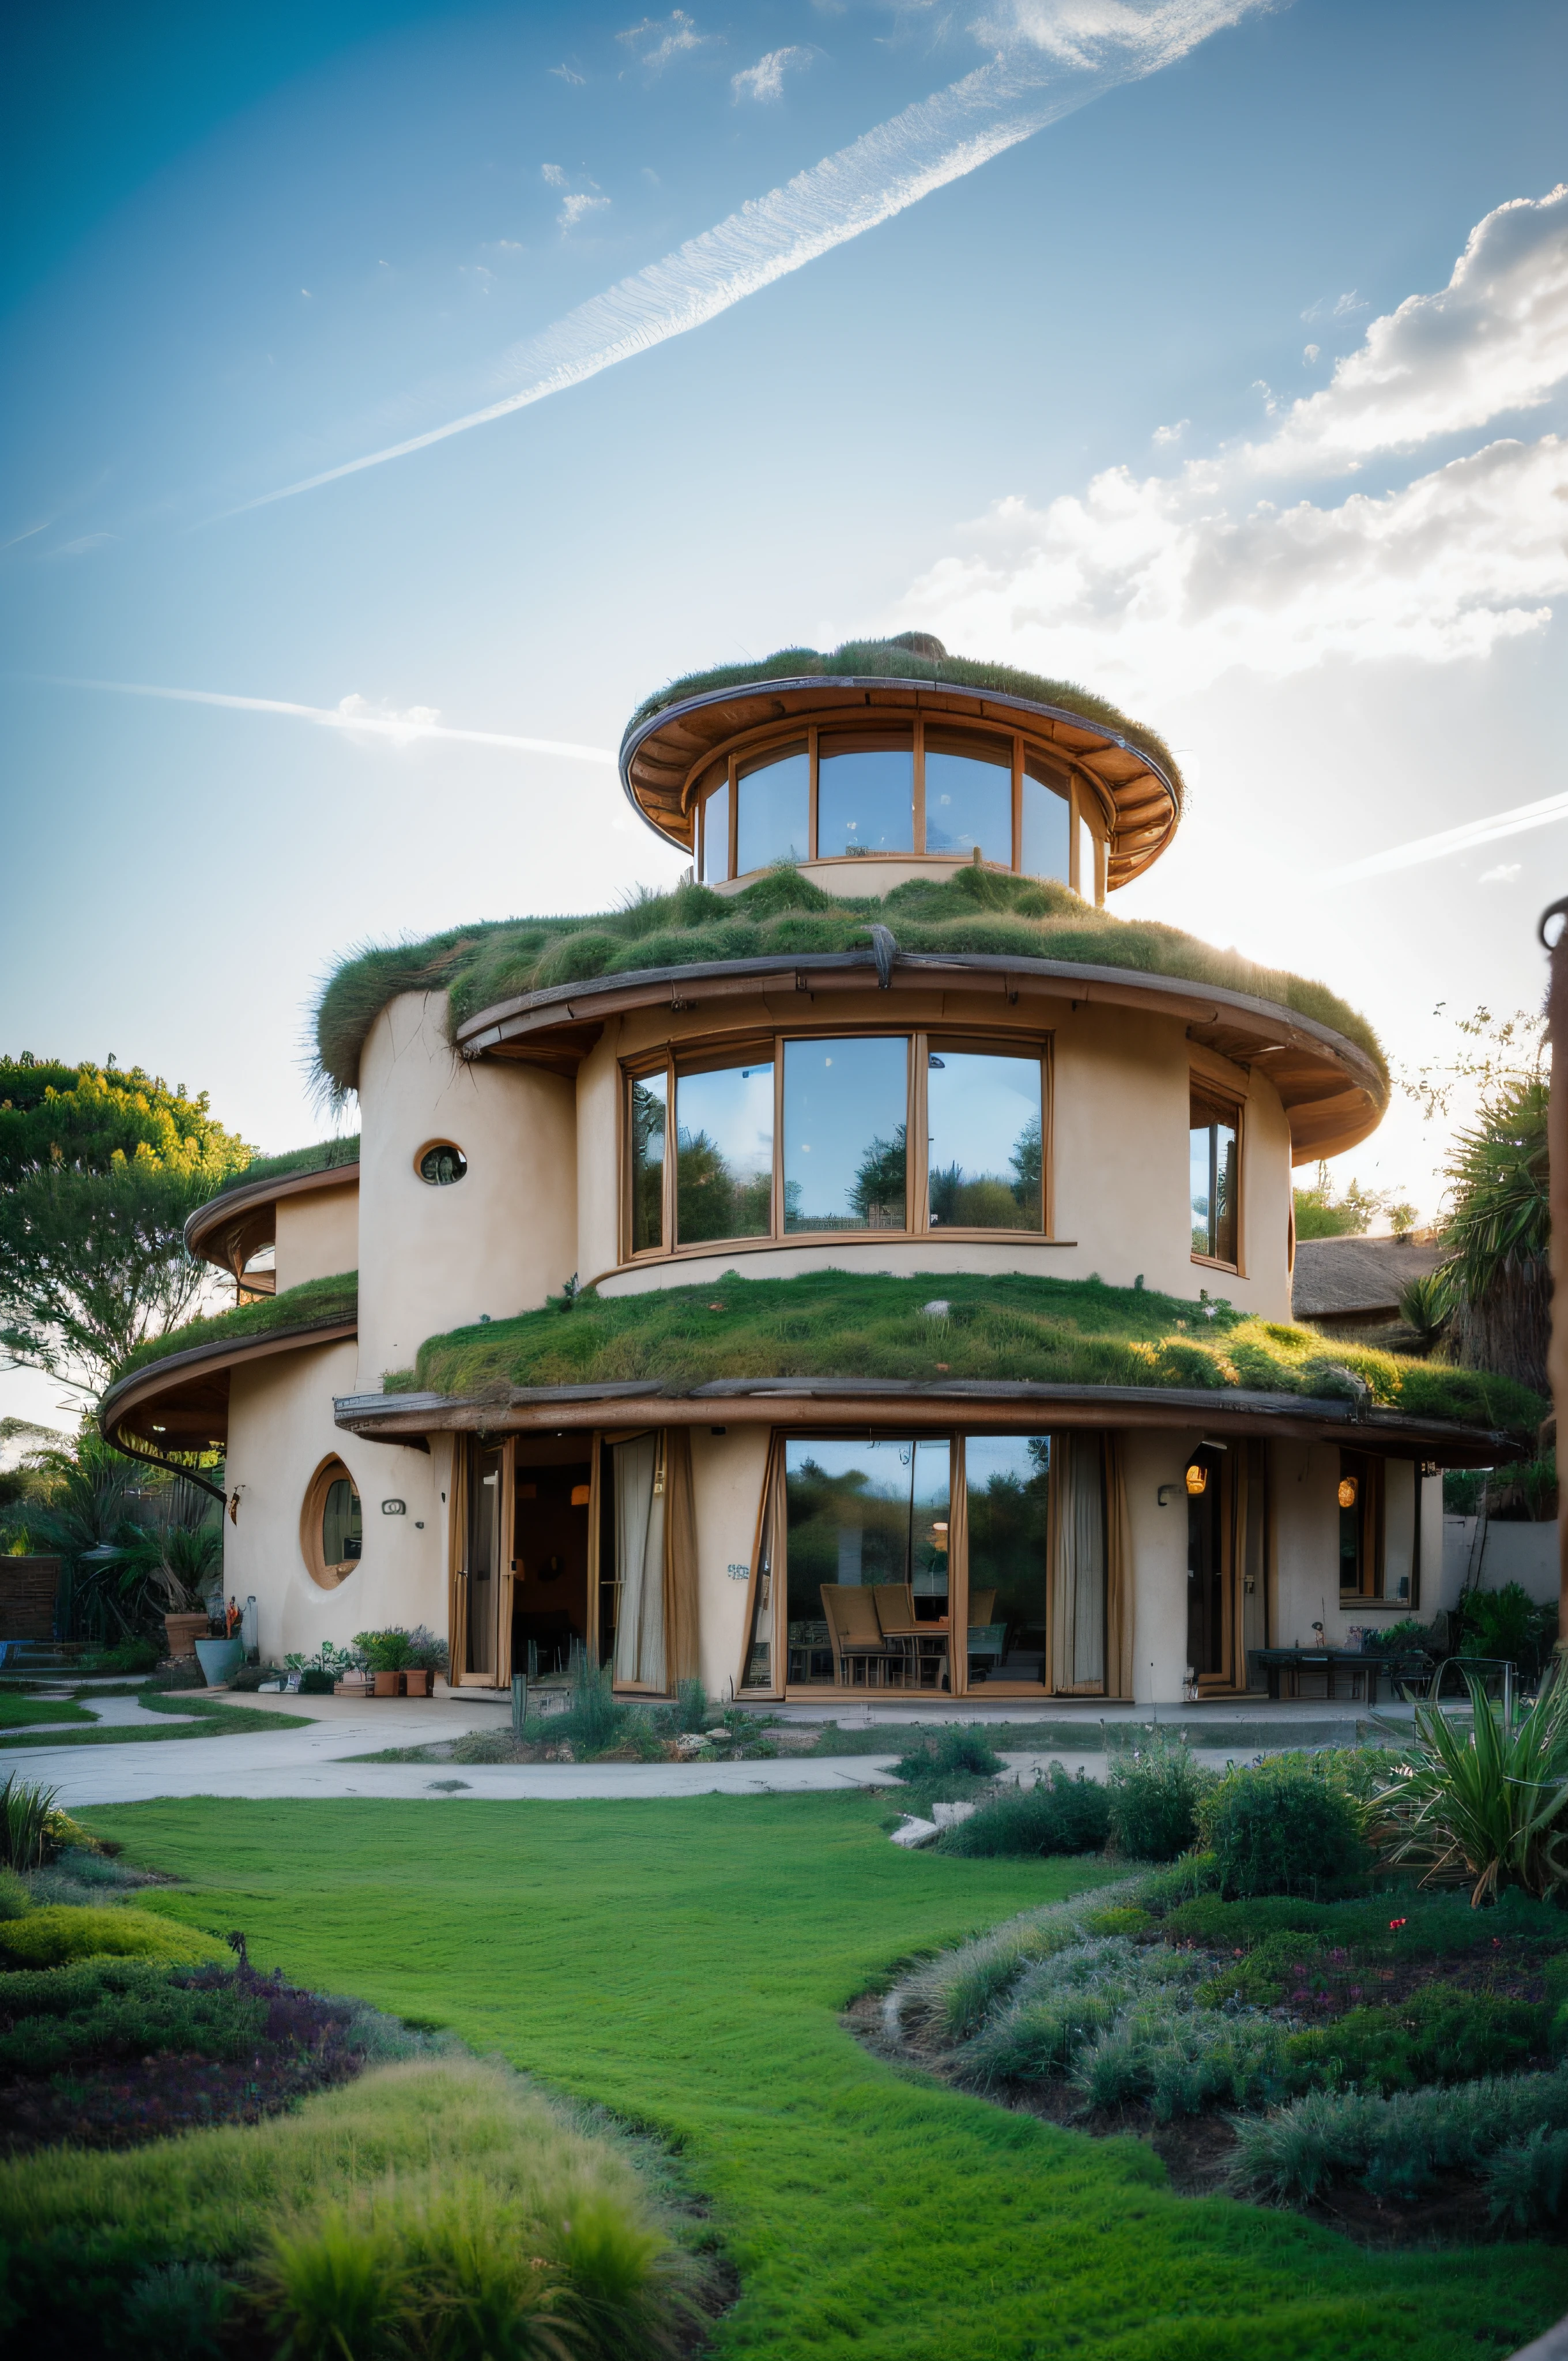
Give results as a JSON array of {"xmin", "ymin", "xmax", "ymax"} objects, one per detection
[{"xmin": 2, "ymin": 0, "xmax": 1566, "ymax": 1425}]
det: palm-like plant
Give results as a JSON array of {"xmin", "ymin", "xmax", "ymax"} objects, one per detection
[
  {"xmin": 1441, "ymin": 1076, "xmax": 1549, "ymax": 1393},
  {"xmin": 1372, "ymin": 1662, "xmax": 1568, "ymax": 1904},
  {"xmin": 1397, "ymin": 1269, "xmax": 1451, "ymax": 1355}
]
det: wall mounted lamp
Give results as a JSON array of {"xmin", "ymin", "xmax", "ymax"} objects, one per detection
[{"xmin": 1185, "ymin": 1464, "xmax": 1208, "ymax": 1497}]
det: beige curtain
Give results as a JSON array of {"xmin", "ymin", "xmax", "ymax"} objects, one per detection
[
  {"xmin": 446, "ymin": 1437, "xmax": 469, "ymax": 1685},
  {"xmin": 1102, "ymin": 1432, "xmax": 1134, "ymax": 1700},
  {"xmin": 737, "ymin": 1434, "xmax": 785, "ymax": 1696},
  {"xmin": 1051, "ymin": 1433, "xmax": 1107, "ymax": 1694},
  {"xmin": 664, "ymin": 1427, "xmax": 700, "ymax": 1688},
  {"xmin": 613, "ymin": 1432, "xmax": 667, "ymax": 1687}
]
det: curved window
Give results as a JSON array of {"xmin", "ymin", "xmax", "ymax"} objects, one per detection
[
  {"xmin": 818, "ymin": 734, "xmax": 913, "ymax": 857},
  {"xmin": 1022, "ymin": 754, "xmax": 1071, "ymax": 883},
  {"xmin": 676, "ymin": 1055, "xmax": 773, "ymax": 1243},
  {"xmin": 700, "ymin": 772, "xmax": 731, "ymax": 884},
  {"xmin": 1189, "ymin": 1084, "xmax": 1240, "ymax": 1268},
  {"xmin": 924, "ymin": 729, "xmax": 1012, "ymax": 862},
  {"xmin": 736, "ymin": 746, "xmax": 808, "ymax": 873},
  {"xmin": 302, "ymin": 1457, "xmax": 362, "ymax": 1589},
  {"xmin": 418, "ymin": 1141, "xmax": 467, "ymax": 1186},
  {"xmin": 783, "ymin": 1036, "xmax": 909, "ymax": 1231},
  {"xmin": 927, "ymin": 1045, "xmax": 1042, "ymax": 1231}
]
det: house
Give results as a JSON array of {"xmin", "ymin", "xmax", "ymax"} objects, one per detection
[
  {"xmin": 100, "ymin": 638, "xmax": 1522, "ymax": 1704},
  {"xmin": 1291, "ymin": 1234, "xmax": 1445, "ymax": 1336}
]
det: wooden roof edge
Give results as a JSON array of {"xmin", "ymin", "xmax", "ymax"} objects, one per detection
[
  {"xmin": 185, "ymin": 1160, "xmax": 361, "ymax": 1266},
  {"xmin": 100, "ymin": 1316, "xmax": 359, "ymax": 1438}
]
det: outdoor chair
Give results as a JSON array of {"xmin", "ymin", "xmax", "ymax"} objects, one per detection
[{"xmin": 820, "ymin": 1585, "xmax": 907, "ymax": 1688}]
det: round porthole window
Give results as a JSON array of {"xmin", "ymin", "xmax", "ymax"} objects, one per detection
[
  {"xmin": 302, "ymin": 1456, "xmax": 363, "ymax": 1589},
  {"xmin": 417, "ymin": 1141, "xmax": 467, "ymax": 1186}
]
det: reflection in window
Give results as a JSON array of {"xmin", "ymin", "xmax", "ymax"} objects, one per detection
[
  {"xmin": 783, "ymin": 1036, "xmax": 907, "ymax": 1231},
  {"xmin": 630, "ymin": 1071, "xmax": 667, "ymax": 1253},
  {"xmin": 1021, "ymin": 757, "xmax": 1071, "ymax": 883},
  {"xmin": 1384, "ymin": 1459, "xmax": 1416, "ymax": 1604},
  {"xmin": 817, "ymin": 738, "xmax": 913, "ymax": 857},
  {"xmin": 925, "ymin": 730, "xmax": 1012, "ymax": 861},
  {"xmin": 322, "ymin": 1473, "xmax": 362, "ymax": 1567},
  {"xmin": 676, "ymin": 1059, "xmax": 773, "ymax": 1243},
  {"xmin": 1190, "ymin": 1086, "xmax": 1239, "ymax": 1265},
  {"xmin": 783, "ymin": 1439, "xmax": 948, "ymax": 1686},
  {"xmin": 419, "ymin": 1142, "xmax": 466, "ymax": 1185},
  {"xmin": 927, "ymin": 1049, "xmax": 1042, "ymax": 1229},
  {"xmin": 966, "ymin": 1435, "xmax": 1049, "ymax": 1686},
  {"xmin": 736, "ymin": 748, "xmax": 809, "ymax": 873},
  {"xmin": 701, "ymin": 775, "xmax": 731, "ymax": 883},
  {"xmin": 1077, "ymin": 810, "xmax": 1097, "ymax": 900}
]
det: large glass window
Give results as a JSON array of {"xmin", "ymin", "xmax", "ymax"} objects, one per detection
[
  {"xmin": 1022, "ymin": 756, "xmax": 1071, "ymax": 883},
  {"xmin": 700, "ymin": 775, "xmax": 730, "ymax": 884},
  {"xmin": 924, "ymin": 729, "xmax": 1012, "ymax": 862},
  {"xmin": 676, "ymin": 1056, "xmax": 774, "ymax": 1243},
  {"xmin": 736, "ymin": 747, "xmax": 808, "ymax": 872},
  {"xmin": 784, "ymin": 1439, "xmax": 950, "ymax": 1688},
  {"xmin": 1190, "ymin": 1085, "xmax": 1239, "ymax": 1265},
  {"xmin": 629, "ymin": 1070, "xmax": 667, "ymax": 1254},
  {"xmin": 783, "ymin": 1036, "xmax": 908, "ymax": 1231},
  {"xmin": 965, "ymin": 1435, "xmax": 1050, "ymax": 1686},
  {"xmin": 817, "ymin": 736, "xmax": 914, "ymax": 857},
  {"xmin": 927, "ymin": 1046, "xmax": 1043, "ymax": 1230}
]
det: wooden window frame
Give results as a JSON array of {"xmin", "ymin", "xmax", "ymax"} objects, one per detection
[
  {"xmin": 300, "ymin": 1454, "xmax": 363, "ymax": 1590},
  {"xmin": 621, "ymin": 1025, "xmax": 1053, "ymax": 1263},
  {"xmin": 692, "ymin": 717, "xmax": 1098, "ymax": 891},
  {"xmin": 1189, "ymin": 1077, "xmax": 1245, "ymax": 1277}
]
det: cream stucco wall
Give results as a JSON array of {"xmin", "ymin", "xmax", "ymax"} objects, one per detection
[
  {"xmin": 224, "ymin": 1339, "xmax": 445, "ymax": 1663},
  {"xmin": 579, "ymin": 982, "xmax": 1291, "ymax": 1317},
  {"xmin": 1269, "ymin": 1444, "xmax": 1442, "ymax": 1650},
  {"xmin": 274, "ymin": 1183, "xmax": 358, "ymax": 1292},
  {"xmin": 356, "ymin": 991, "xmax": 578, "ymax": 1386}
]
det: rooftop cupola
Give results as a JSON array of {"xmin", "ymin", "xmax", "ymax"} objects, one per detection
[{"xmin": 619, "ymin": 635, "xmax": 1183, "ymax": 907}]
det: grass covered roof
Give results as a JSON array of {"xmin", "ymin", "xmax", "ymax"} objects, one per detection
[
  {"xmin": 314, "ymin": 865, "xmax": 1385, "ymax": 1100},
  {"xmin": 624, "ymin": 635, "xmax": 1185, "ymax": 805},
  {"xmin": 384, "ymin": 1270, "xmax": 1541, "ymax": 1443},
  {"xmin": 107, "ymin": 1271, "xmax": 358, "ymax": 1390}
]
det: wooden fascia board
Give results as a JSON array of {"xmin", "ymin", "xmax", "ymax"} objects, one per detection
[
  {"xmin": 101, "ymin": 1318, "xmax": 358, "ymax": 1439},
  {"xmin": 186, "ymin": 1163, "xmax": 360, "ymax": 1267}
]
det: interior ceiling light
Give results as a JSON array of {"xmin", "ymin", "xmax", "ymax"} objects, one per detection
[{"xmin": 1339, "ymin": 1477, "xmax": 1359, "ymax": 1509}]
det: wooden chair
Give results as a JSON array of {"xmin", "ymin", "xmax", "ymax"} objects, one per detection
[
  {"xmin": 820, "ymin": 1586, "xmax": 906, "ymax": 1688},
  {"xmin": 968, "ymin": 1590, "xmax": 996, "ymax": 1627}
]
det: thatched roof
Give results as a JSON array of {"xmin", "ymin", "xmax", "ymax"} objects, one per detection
[{"xmin": 1292, "ymin": 1235, "xmax": 1445, "ymax": 1321}]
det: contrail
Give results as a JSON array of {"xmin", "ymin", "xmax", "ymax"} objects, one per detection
[
  {"xmin": 233, "ymin": 1, "xmax": 1261, "ymax": 513},
  {"xmin": 46, "ymin": 677, "xmax": 614, "ymax": 763},
  {"xmin": 1315, "ymin": 789, "xmax": 1568, "ymax": 885}
]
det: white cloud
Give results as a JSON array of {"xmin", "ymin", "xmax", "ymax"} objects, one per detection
[
  {"xmin": 1303, "ymin": 342, "xmax": 1319, "ymax": 363},
  {"xmin": 559, "ymin": 193, "xmax": 611, "ymax": 231},
  {"xmin": 894, "ymin": 188, "xmax": 1568, "ymax": 702},
  {"xmin": 541, "ymin": 163, "xmax": 568, "ymax": 187},
  {"xmin": 1152, "ymin": 417, "xmax": 1188, "ymax": 445},
  {"xmin": 46, "ymin": 678, "xmax": 616, "ymax": 764},
  {"xmin": 1260, "ymin": 184, "xmax": 1568, "ymax": 476},
  {"xmin": 1479, "ymin": 862, "xmax": 1523, "ymax": 884},
  {"xmin": 550, "ymin": 60, "xmax": 586, "ymax": 84},
  {"xmin": 733, "ymin": 46, "xmax": 812, "ymax": 101},
  {"xmin": 1301, "ymin": 290, "xmax": 1365, "ymax": 324},
  {"xmin": 619, "ymin": 10, "xmax": 709, "ymax": 71}
]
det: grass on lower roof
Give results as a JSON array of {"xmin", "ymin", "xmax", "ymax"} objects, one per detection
[
  {"xmin": 312, "ymin": 863, "xmax": 1386, "ymax": 1099},
  {"xmin": 222, "ymin": 1133, "xmax": 360, "ymax": 1190},
  {"xmin": 67, "ymin": 1793, "xmax": 1568, "ymax": 2360},
  {"xmin": 387, "ymin": 1268, "xmax": 1544, "ymax": 1440},
  {"xmin": 0, "ymin": 1692, "xmax": 312, "ymax": 1749},
  {"xmin": 108, "ymin": 1270, "xmax": 357, "ymax": 1388}
]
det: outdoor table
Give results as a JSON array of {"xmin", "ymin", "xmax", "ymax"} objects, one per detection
[{"xmin": 1247, "ymin": 1647, "xmax": 1431, "ymax": 1703}]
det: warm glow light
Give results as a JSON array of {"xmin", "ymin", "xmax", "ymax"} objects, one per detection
[
  {"xmin": 1338, "ymin": 1477, "xmax": 1359, "ymax": 1509},
  {"xmin": 1185, "ymin": 1464, "xmax": 1207, "ymax": 1496}
]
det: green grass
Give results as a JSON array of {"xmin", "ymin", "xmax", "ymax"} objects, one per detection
[
  {"xmin": 313, "ymin": 863, "xmax": 1387, "ymax": 1099},
  {"xmin": 0, "ymin": 1692, "xmax": 312, "ymax": 1749},
  {"xmin": 70, "ymin": 1792, "xmax": 1568, "ymax": 2359},
  {"xmin": 0, "ymin": 1695, "xmax": 95, "ymax": 1731},
  {"xmin": 227, "ymin": 1132, "xmax": 360, "ymax": 1190},
  {"xmin": 107, "ymin": 1269, "xmax": 356, "ymax": 1387},
  {"xmin": 385, "ymin": 1266, "xmax": 1543, "ymax": 1439}
]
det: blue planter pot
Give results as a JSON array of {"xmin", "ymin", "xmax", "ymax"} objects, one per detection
[{"xmin": 194, "ymin": 1636, "xmax": 243, "ymax": 1687}]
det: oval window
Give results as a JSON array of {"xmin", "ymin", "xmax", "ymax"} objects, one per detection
[
  {"xmin": 303, "ymin": 1457, "xmax": 363, "ymax": 1588},
  {"xmin": 417, "ymin": 1141, "xmax": 467, "ymax": 1186}
]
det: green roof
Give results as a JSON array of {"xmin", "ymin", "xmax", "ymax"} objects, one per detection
[
  {"xmin": 108, "ymin": 1272, "xmax": 358, "ymax": 1390},
  {"xmin": 385, "ymin": 1271, "xmax": 1541, "ymax": 1442},
  {"xmin": 314, "ymin": 867, "xmax": 1385, "ymax": 1100},
  {"xmin": 625, "ymin": 635, "xmax": 1185, "ymax": 806},
  {"xmin": 232, "ymin": 1136, "xmax": 361, "ymax": 1190}
]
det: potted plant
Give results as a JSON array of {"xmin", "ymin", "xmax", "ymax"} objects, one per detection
[{"xmin": 355, "ymin": 1628, "xmax": 415, "ymax": 1694}]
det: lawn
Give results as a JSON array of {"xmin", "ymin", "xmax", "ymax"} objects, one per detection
[
  {"xmin": 77, "ymin": 1791, "xmax": 1568, "ymax": 2360},
  {"xmin": 0, "ymin": 1693, "xmax": 312, "ymax": 1749},
  {"xmin": 0, "ymin": 1694, "xmax": 95, "ymax": 1731}
]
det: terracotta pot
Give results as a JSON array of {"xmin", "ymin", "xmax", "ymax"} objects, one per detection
[
  {"xmin": 403, "ymin": 1668, "xmax": 432, "ymax": 1697},
  {"xmin": 373, "ymin": 1669, "xmax": 401, "ymax": 1696},
  {"xmin": 163, "ymin": 1612, "xmax": 209, "ymax": 1661}
]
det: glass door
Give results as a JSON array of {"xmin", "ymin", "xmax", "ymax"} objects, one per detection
[
  {"xmin": 961, "ymin": 1435, "xmax": 1052, "ymax": 1694},
  {"xmin": 464, "ymin": 1440, "xmax": 504, "ymax": 1681}
]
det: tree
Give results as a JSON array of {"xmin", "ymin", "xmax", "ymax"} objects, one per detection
[
  {"xmin": 851, "ymin": 1126, "xmax": 907, "ymax": 1225},
  {"xmin": 0, "ymin": 1054, "xmax": 252, "ymax": 1403},
  {"xmin": 1442, "ymin": 1075, "xmax": 1549, "ymax": 1396},
  {"xmin": 1292, "ymin": 1161, "xmax": 1416, "ymax": 1241}
]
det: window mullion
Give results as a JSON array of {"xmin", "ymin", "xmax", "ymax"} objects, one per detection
[
  {"xmin": 665, "ymin": 1055, "xmax": 677, "ymax": 1251},
  {"xmin": 772, "ymin": 1038, "xmax": 785, "ymax": 1238},
  {"xmin": 910, "ymin": 1035, "xmax": 929, "ymax": 1232},
  {"xmin": 913, "ymin": 716, "xmax": 926, "ymax": 856}
]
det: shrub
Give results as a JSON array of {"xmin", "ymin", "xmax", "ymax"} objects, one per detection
[
  {"xmin": 0, "ymin": 1866, "xmax": 31, "ymax": 1920},
  {"xmin": 86, "ymin": 1639, "xmax": 160, "ymax": 1676},
  {"xmin": 0, "ymin": 1957, "xmax": 266, "ymax": 2076},
  {"xmin": 1285, "ymin": 1986, "xmax": 1544, "ymax": 2096},
  {"xmin": 1230, "ymin": 2065, "xmax": 1568, "ymax": 2206},
  {"xmin": 1485, "ymin": 2124, "xmax": 1568, "ymax": 2231},
  {"xmin": 1373, "ymin": 1660, "xmax": 1568, "ymax": 1903},
  {"xmin": 553, "ymin": 1664, "xmax": 630, "ymax": 1756},
  {"xmin": 1136, "ymin": 1851, "xmax": 1222, "ymax": 1912},
  {"xmin": 120, "ymin": 2260, "xmax": 231, "ymax": 2358},
  {"xmin": 355, "ymin": 1628, "xmax": 415, "ymax": 1673},
  {"xmin": 1072, "ymin": 2009, "xmax": 1291, "ymax": 2122},
  {"xmin": 674, "ymin": 1678, "xmax": 707, "ymax": 1734},
  {"xmin": 0, "ymin": 1775, "xmax": 58, "ymax": 1871},
  {"xmin": 962, "ymin": 1934, "xmax": 1201, "ymax": 2088},
  {"xmin": 0, "ymin": 1906, "xmax": 231, "ymax": 1970},
  {"xmin": 1106, "ymin": 1730, "xmax": 1211, "ymax": 1861},
  {"xmin": 1201, "ymin": 1763, "xmax": 1369, "ymax": 1899},
  {"xmin": 1458, "ymin": 1582, "xmax": 1558, "ymax": 1683},
  {"xmin": 937, "ymin": 1766, "xmax": 1111, "ymax": 1858},
  {"xmin": 892, "ymin": 1726, "xmax": 1003, "ymax": 1782}
]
